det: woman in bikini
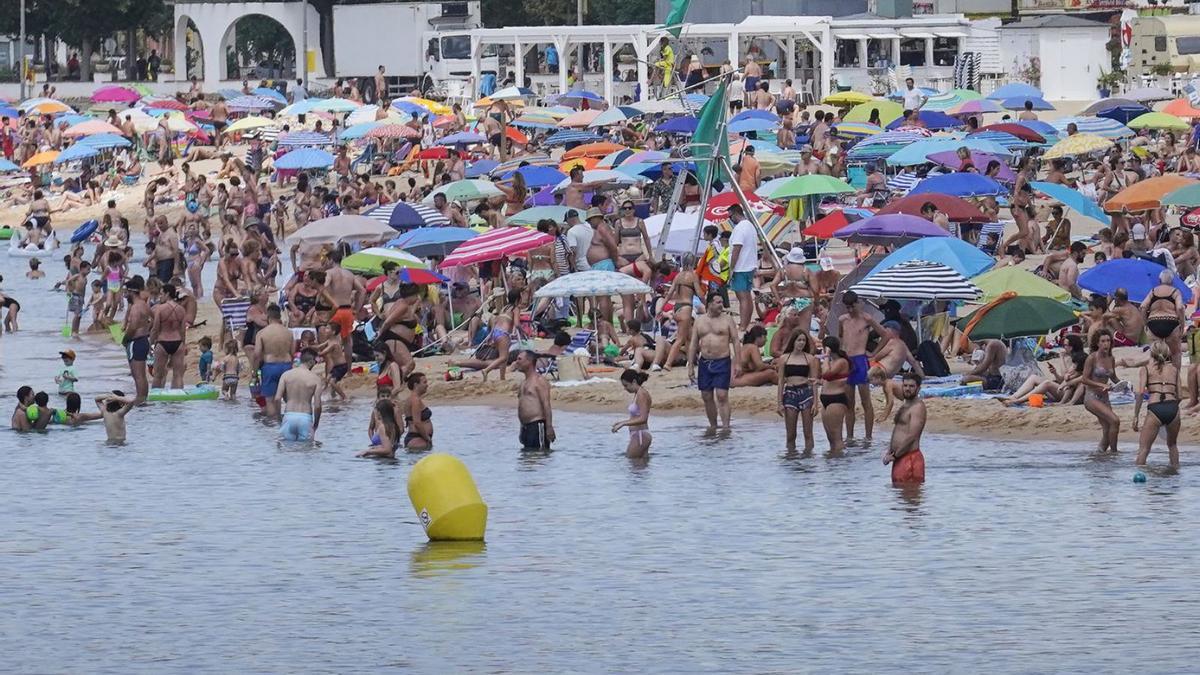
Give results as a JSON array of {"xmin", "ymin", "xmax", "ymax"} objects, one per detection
[
  {"xmin": 288, "ymin": 270, "xmax": 334, "ymax": 327},
  {"xmin": 612, "ymin": 369, "xmax": 653, "ymax": 459},
  {"xmin": 358, "ymin": 399, "xmax": 402, "ymax": 459},
  {"xmin": 527, "ymin": 222, "xmax": 557, "ymax": 288},
  {"xmin": 772, "ymin": 248, "xmax": 816, "ymax": 336},
  {"xmin": 1082, "ymin": 329, "xmax": 1121, "ymax": 454},
  {"xmin": 374, "ymin": 346, "xmax": 403, "ymax": 400},
  {"xmin": 777, "ymin": 329, "xmax": 820, "ymax": 453},
  {"xmin": 613, "ymin": 199, "xmax": 655, "ymax": 326},
  {"xmin": 1134, "ymin": 341, "xmax": 1182, "ymax": 470},
  {"xmin": 819, "ymin": 336, "xmax": 851, "ymax": 454},
  {"xmin": 402, "ymin": 372, "xmax": 434, "ymax": 451},
  {"xmin": 1141, "ymin": 268, "xmax": 1186, "ymax": 368},
  {"xmin": 999, "ymin": 157, "xmax": 1035, "ymax": 255},
  {"xmin": 663, "ymin": 254, "xmax": 702, "ymax": 371},
  {"xmin": 1000, "ymin": 351, "xmax": 1086, "ymax": 407},
  {"xmin": 377, "ymin": 283, "xmax": 424, "ymax": 379},
  {"xmin": 212, "ymin": 244, "xmax": 244, "ymax": 308},
  {"xmin": 150, "ymin": 284, "xmax": 188, "ymax": 389},
  {"xmin": 496, "ymin": 171, "xmax": 528, "ymax": 219},
  {"xmin": 448, "ymin": 290, "xmax": 515, "ymax": 381}
]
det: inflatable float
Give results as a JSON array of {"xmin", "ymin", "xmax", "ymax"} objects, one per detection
[
  {"xmin": 70, "ymin": 219, "xmax": 98, "ymax": 244},
  {"xmin": 8, "ymin": 233, "xmax": 59, "ymax": 257},
  {"xmin": 0, "ymin": 226, "xmax": 13, "ymax": 241},
  {"xmin": 147, "ymin": 385, "xmax": 220, "ymax": 402}
]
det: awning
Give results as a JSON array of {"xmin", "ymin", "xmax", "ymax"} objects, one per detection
[
  {"xmin": 834, "ymin": 33, "xmax": 870, "ymax": 41},
  {"xmin": 867, "ymin": 32, "xmax": 899, "ymax": 40},
  {"xmin": 901, "ymin": 31, "xmax": 937, "ymax": 39},
  {"xmin": 935, "ymin": 30, "xmax": 970, "ymax": 38}
]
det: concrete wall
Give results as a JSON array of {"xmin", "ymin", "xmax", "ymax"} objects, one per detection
[{"xmin": 173, "ymin": 2, "xmax": 326, "ymax": 88}]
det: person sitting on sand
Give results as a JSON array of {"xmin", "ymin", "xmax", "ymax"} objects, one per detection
[
  {"xmin": 963, "ymin": 339, "xmax": 1009, "ymax": 393},
  {"xmin": 732, "ymin": 325, "xmax": 777, "ymax": 387},
  {"xmin": 999, "ymin": 351, "xmax": 1086, "ymax": 407},
  {"xmin": 617, "ymin": 319, "xmax": 656, "ymax": 370},
  {"xmin": 869, "ymin": 321, "xmax": 926, "ymax": 418}
]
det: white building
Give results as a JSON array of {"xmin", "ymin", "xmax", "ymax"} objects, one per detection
[{"xmin": 998, "ymin": 14, "xmax": 1112, "ymax": 100}]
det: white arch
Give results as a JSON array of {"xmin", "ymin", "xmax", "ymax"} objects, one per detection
[
  {"xmin": 174, "ymin": 14, "xmax": 203, "ymax": 81},
  {"xmin": 172, "ymin": 2, "xmax": 324, "ymax": 88},
  {"xmin": 218, "ymin": 14, "xmax": 296, "ymax": 81}
]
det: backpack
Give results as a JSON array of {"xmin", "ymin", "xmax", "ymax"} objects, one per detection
[{"xmin": 916, "ymin": 340, "xmax": 951, "ymax": 378}]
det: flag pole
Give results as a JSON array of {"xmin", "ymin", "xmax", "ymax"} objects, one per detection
[{"xmin": 687, "ymin": 75, "xmax": 732, "ymax": 257}]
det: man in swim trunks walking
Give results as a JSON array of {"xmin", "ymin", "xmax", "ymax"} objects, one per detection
[
  {"xmin": 324, "ymin": 248, "xmax": 365, "ymax": 366},
  {"xmin": 688, "ymin": 291, "xmax": 738, "ymax": 433},
  {"xmin": 883, "ymin": 372, "xmax": 927, "ymax": 484},
  {"xmin": 254, "ymin": 304, "xmax": 294, "ymax": 421},
  {"xmin": 514, "ymin": 350, "xmax": 555, "ymax": 450},
  {"xmin": 121, "ymin": 276, "xmax": 153, "ymax": 405},
  {"xmin": 153, "ymin": 219, "xmax": 180, "ymax": 283},
  {"xmin": 276, "ymin": 348, "xmax": 323, "ymax": 441},
  {"xmin": 837, "ymin": 290, "xmax": 889, "ymax": 442}
]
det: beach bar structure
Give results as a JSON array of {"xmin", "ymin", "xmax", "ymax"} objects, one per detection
[{"xmin": 466, "ymin": 14, "xmax": 973, "ymax": 104}]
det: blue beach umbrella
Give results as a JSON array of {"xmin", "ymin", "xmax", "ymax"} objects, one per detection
[
  {"xmin": 79, "ymin": 133, "xmax": 131, "ymax": 149},
  {"xmin": 274, "ymin": 148, "xmax": 335, "ymax": 170},
  {"xmin": 54, "ymin": 143, "xmax": 100, "ymax": 164},
  {"xmin": 728, "ymin": 117, "xmax": 779, "ymax": 134},
  {"xmin": 502, "ymin": 165, "xmax": 567, "ymax": 188},
  {"xmin": 885, "ymin": 110, "xmax": 962, "ymax": 130},
  {"xmin": 886, "ymin": 138, "xmax": 1012, "ymax": 167},
  {"xmin": 363, "ymin": 202, "xmax": 451, "ymax": 229},
  {"xmin": 1000, "ymin": 96, "xmax": 1055, "ymax": 111},
  {"xmin": 731, "ymin": 109, "xmax": 780, "ymax": 123},
  {"xmin": 392, "ymin": 100, "xmax": 431, "ymax": 116},
  {"xmin": 868, "ymin": 237, "xmax": 995, "ymax": 279},
  {"xmin": 988, "ymin": 83, "xmax": 1043, "ymax": 100},
  {"xmin": 253, "ymin": 87, "xmax": 288, "ymax": 104},
  {"xmin": 556, "ymin": 89, "xmax": 605, "ymax": 107},
  {"xmin": 1050, "ymin": 116, "xmax": 1134, "ymax": 140},
  {"xmin": 1014, "ymin": 119, "xmax": 1059, "ymax": 139},
  {"xmin": 543, "ymin": 130, "xmax": 603, "ymax": 146},
  {"xmin": 655, "ymin": 116, "xmax": 699, "ymax": 135},
  {"xmin": 1096, "ymin": 104, "xmax": 1151, "ymax": 125},
  {"xmin": 1079, "ymin": 258, "xmax": 1193, "ymax": 303},
  {"xmin": 465, "ymin": 159, "xmax": 499, "ymax": 178},
  {"xmin": 387, "ymin": 226, "xmax": 479, "ymax": 257},
  {"xmin": 909, "ymin": 173, "xmax": 1005, "ymax": 197},
  {"xmin": 1030, "ymin": 181, "xmax": 1111, "ymax": 225},
  {"xmin": 0, "ymin": 158, "xmax": 19, "ymax": 172},
  {"xmin": 438, "ymin": 131, "xmax": 487, "ymax": 146},
  {"xmin": 339, "ymin": 121, "xmax": 383, "ymax": 140}
]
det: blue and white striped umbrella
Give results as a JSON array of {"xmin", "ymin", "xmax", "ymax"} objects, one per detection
[
  {"xmin": 543, "ymin": 130, "xmax": 604, "ymax": 146},
  {"xmin": 277, "ymin": 130, "xmax": 334, "ymax": 148},
  {"xmin": 227, "ymin": 95, "xmax": 279, "ymax": 112},
  {"xmin": 253, "ymin": 87, "xmax": 288, "ymax": 104},
  {"xmin": 849, "ymin": 260, "xmax": 980, "ymax": 302},
  {"xmin": 274, "ymin": 148, "xmax": 335, "ymax": 170},
  {"xmin": 965, "ymin": 130, "xmax": 1030, "ymax": 152},
  {"xmin": 79, "ymin": 133, "xmax": 131, "ymax": 149},
  {"xmin": 1050, "ymin": 116, "xmax": 1134, "ymax": 140},
  {"xmin": 363, "ymin": 202, "xmax": 450, "ymax": 229},
  {"xmin": 886, "ymin": 171, "xmax": 921, "ymax": 193},
  {"xmin": 533, "ymin": 270, "xmax": 651, "ymax": 299}
]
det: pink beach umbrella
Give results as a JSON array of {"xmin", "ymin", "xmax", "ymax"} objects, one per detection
[
  {"xmin": 63, "ymin": 119, "xmax": 125, "ymax": 137},
  {"xmin": 91, "ymin": 85, "xmax": 140, "ymax": 104},
  {"xmin": 948, "ymin": 99, "xmax": 1003, "ymax": 115}
]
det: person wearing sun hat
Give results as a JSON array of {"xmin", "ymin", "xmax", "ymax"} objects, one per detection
[{"xmin": 774, "ymin": 246, "xmax": 817, "ymax": 332}]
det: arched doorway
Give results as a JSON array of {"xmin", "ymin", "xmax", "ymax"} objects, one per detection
[
  {"xmin": 175, "ymin": 15, "xmax": 204, "ymax": 80},
  {"xmin": 219, "ymin": 14, "xmax": 296, "ymax": 82}
]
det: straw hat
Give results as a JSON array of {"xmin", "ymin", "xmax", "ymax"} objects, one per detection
[{"xmin": 103, "ymin": 235, "xmax": 123, "ymax": 248}]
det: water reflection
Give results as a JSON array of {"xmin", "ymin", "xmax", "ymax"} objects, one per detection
[{"xmin": 409, "ymin": 541, "xmax": 487, "ymax": 578}]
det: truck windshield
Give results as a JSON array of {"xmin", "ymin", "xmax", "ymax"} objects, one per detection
[
  {"xmin": 1177, "ymin": 36, "xmax": 1200, "ymax": 55},
  {"xmin": 441, "ymin": 36, "xmax": 470, "ymax": 60}
]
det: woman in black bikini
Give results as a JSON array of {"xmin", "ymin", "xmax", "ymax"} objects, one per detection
[
  {"xmin": 376, "ymin": 283, "xmax": 423, "ymax": 379},
  {"xmin": 403, "ymin": 372, "xmax": 433, "ymax": 451},
  {"xmin": 777, "ymin": 330, "xmax": 820, "ymax": 453},
  {"xmin": 241, "ymin": 290, "xmax": 268, "ymax": 370},
  {"xmin": 288, "ymin": 271, "xmax": 334, "ymax": 327},
  {"xmin": 1141, "ymin": 268, "xmax": 1186, "ymax": 368},
  {"xmin": 1135, "ymin": 341, "xmax": 1182, "ymax": 470},
  {"xmin": 999, "ymin": 157, "xmax": 1035, "ymax": 256},
  {"xmin": 212, "ymin": 244, "xmax": 244, "ymax": 306},
  {"xmin": 150, "ymin": 284, "xmax": 188, "ymax": 389},
  {"xmin": 819, "ymin": 336, "xmax": 851, "ymax": 454}
]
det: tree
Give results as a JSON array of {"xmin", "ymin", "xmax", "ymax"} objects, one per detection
[{"xmin": 234, "ymin": 16, "xmax": 295, "ymax": 78}]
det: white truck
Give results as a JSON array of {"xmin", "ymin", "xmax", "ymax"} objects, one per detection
[{"xmin": 332, "ymin": 1, "xmax": 499, "ymax": 96}]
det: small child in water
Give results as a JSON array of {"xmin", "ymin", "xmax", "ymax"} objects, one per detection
[
  {"xmin": 26, "ymin": 258, "xmax": 44, "ymax": 280},
  {"xmin": 316, "ymin": 323, "xmax": 349, "ymax": 401},
  {"xmin": 216, "ymin": 340, "xmax": 241, "ymax": 400},
  {"xmin": 197, "ymin": 336, "xmax": 214, "ymax": 383},
  {"xmin": 55, "ymin": 349, "xmax": 78, "ymax": 395},
  {"xmin": 87, "ymin": 279, "xmax": 108, "ymax": 331}
]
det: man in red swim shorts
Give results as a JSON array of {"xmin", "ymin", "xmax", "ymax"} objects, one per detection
[{"xmin": 883, "ymin": 372, "xmax": 927, "ymax": 484}]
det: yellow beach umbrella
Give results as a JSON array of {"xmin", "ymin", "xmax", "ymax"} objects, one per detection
[
  {"xmin": 1042, "ymin": 133, "xmax": 1113, "ymax": 160},
  {"xmin": 822, "ymin": 91, "xmax": 873, "ymax": 106},
  {"xmin": 225, "ymin": 116, "xmax": 275, "ymax": 133},
  {"xmin": 22, "ymin": 150, "xmax": 60, "ymax": 168},
  {"xmin": 843, "ymin": 99, "xmax": 904, "ymax": 125}
]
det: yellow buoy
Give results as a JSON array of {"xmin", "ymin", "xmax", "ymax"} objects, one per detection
[{"xmin": 407, "ymin": 454, "xmax": 488, "ymax": 541}]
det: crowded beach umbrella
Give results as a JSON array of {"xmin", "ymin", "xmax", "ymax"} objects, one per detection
[
  {"xmin": 760, "ymin": 174, "xmax": 855, "ymax": 200},
  {"xmin": 867, "ymin": 236, "xmax": 995, "ymax": 279},
  {"xmin": 1161, "ymin": 98, "xmax": 1200, "ymax": 119},
  {"xmin": 923, "ymin": 88, "xmax": 985, "ymax": 112},
  {"xmin": 91, "ymin": 85, "xmax": 140, "ymax": 104},
  {"xmin": 1095, "ymin": 104, "xmax": 1152, "ymax": 125},
  {"xmin": 1050, "ymin": 116, "xmax": 1133, "ymax": 139},
  {"xmin": 1105, "ymin": 174, "xmax": 1199, "ymax": 212},
  {"xmin": 1080, "ymin": 97, "xmax": 1140, "ymax": 115},
  {"xmin": 63, "ymin": 120, "xmax": 124, "ymax": 137},
  {"xmin": 1124, "ymin": 86, "xmax": 1174, "ymax": 103},
  {"xmin": 340, "ymin": 247, "xmax": 428, "ymax": 276},
  {"xmin": 845, "ymin": 130, "xmax": 930, "ymax": 161},
  {"xmin": 225, "ymin": 116, "xmax": 275, "ymax": 133},
  {"xmin": 1079, "ymin": 258, "xmax": 1193, "ymax": 303},
  {"xmin": 140, "ymin": 96, "xmax": 188, "ymax": 111},
  {"xmin": 345, "ymin": 105, "xmax": 406, "ymax": 126},
  {"xmin": 947, "ymin": 98, "xmax": 1003, "ymax": 115},
  {"xmin": 959, "ymin": 130, "xmax": 1029, "ymax": 153},
  {"xmin": 534, "ymin": 270, "xmax": 652, "ymax": 299},
  {"xmin": 587, "ymin": 105, "xmax": 642, "ymax": 128},
  {"xmin": 557, "ymin": 109, "xmax": 601, "ymax": 128},
  {"xmin": 490, "ymin": 154, "xmax": 555, "ymax": 176},
  {"xmin": 391, "ymin": 100, "xmax": 432, "ymax": 116},
  {"xmin": 832, "ymin": 122, "xmax": 883, "ymax": 140},
  {"xmin": 849, "ymin": 260, "xmax": 981, "ymax": 302},
  {"xmin": 312, "ymin": 97, "xmax": 361, "ymax": 112},
  {"xmin": 556, "ymin": 89, "xmax": 605, "ymax": 108},
  {"xmin": 422, "ymin": 179, "xmax": 504, "ymax": 203},
  {"xmin": 728, "ymin": 116, "xmax": 780, "ymax": 134},
  {"xmin": 732, "ymin": 109, "xmax": 780, "ymax": 123},
  {"xmin": 843, "ymin": 100, "xmax": 905, "ymax": 125},
  {"xmin": 252, "ymin": 87, "xmax": 287, "ymax": 104},
  {"xmin": 972, "ymin": 266, "xmax": 1072, "ymax": 303},
  {"xmin": 387, "ymin": 227, "xmax": 479, "ymax": 257},
  {"xmin": 502, "ymin": 165, "xmax": 567, "ymax": 188},
  {"xmin": 822, "ymin": 91, "xmax": 873, "ymax": 106},
  {"xmin": 274, "ymin": 148, "xmax": 335, "ymax": 170},
  {"xmin": 1127, "ymin": 111, "xmax": 1190, "ymax": 131},
  {"xmin": 551, "ymin": 169, "xmax": 639, "ymax": 193},
  {"xmin": 704, "ymin": 190, "xmax": 784, "ymax": 221},
  {"xmin": 909, "ymin": 173, "xmax": 1004, "ymax": 198},
  {"xmin": 438, "ymin": 226, "xmax": 554, "ymax": 268},
  {"xmin": 972, "ymin": 123, "xmax": 1045, "ymax": 143},
  {"xmin": 926, "ymin": 150, "xmax": 1016, "ymax": 181},
  {"xmin": 1041, "ymin": 133, "xmax": 1113, "ymax": 160},
  {"xmin": 489, "ymin": 86, "xmax": 536, "ymax": 101},
  {"xmin": 987, "ymin": 82, "xmax": 1042, "ymax": 100},
  {"xmin": 876, "ymin": 192, "xmax": 991, "ymax": 223},
  {"xmin": 438, "ymin": 131, "xmax": 487, "ymax": 146},
  {"xmin": 884, "ymin": 109, "xmax": 962, "ymax": 131},
  {"xmin": 804, "ymin": 209, "xmax": 861, "ymax": 239},
  {"xmin": 0, "ymin": 159, "xmax": 20, "ymax": 172},
  {"xmin": 288, "ymin": 215, "xmax": 395, "ymax": 245},
  {"xmin": 366, "ymin": 123, "xmax": 421, "ymax": 140},
  {"xmin": 596, "ymin": 149, "xmax": 635, "ymax": 168},
  {"xmin": 644, "ymin": 212, "xmax": 717, "ymax": 255},
  {"xmin": 277, "ymin": 130, "xmax": 335, "ymax": 148},
  {"xmin": 1030, "ymin": 181, "xmax": 1111, "ymax": 225},
  {"xmin": 563, "ymin": 141, "xmax": 627, "ymax": 160},
  {"xmin": 279, "ymin": 99, "xmax": 320, "ymax": 116},
  {"xmin": 227, "ymin": 95, "xmax": 279, "ymax": 112},
  {"xmin": 1000, "ymin": 96, "xmax": 1055, "ymax": 111},
  {"xmin": 21, "ymin": 150, "xmax": 59, "ymax": 168},
  {"xmin": 465, "ymin": 159, "xmax": 499, "ymax": 178},
  {"xmin": 364, "ymin": 202, "xmax": 451, "ymax": 229},
  {"xmin": 53, "ymin": 143, "xmax": 100, "ymax": 164},
  {"xmin": 655, "ymin": 116, "xmax": 699, "ymax": 135},
  {"xmin": 78, "ymin": 133, "xmax": 131, "ymax": 150},
  {"xmin": 20, "ymin": 99, "xmax": 72, "ymax": 115},
  {"xmin": 512, "ymin": 113, "xmax": 561, "ymax": 130},
  {"xmin": 885, "ymin": 138, "xmax": 1012, "ymax": 167},
  {"xmin": 834, "ymin": 214, "xmax": 951, "ymax": 246},
  {"xmin": 1014, "ymin": 119, "xmax": 1060, "ymax": 138},
  {"xmin": 961, "ymin": 296, "xmax": 1079, "ymax": 341},
  {"xmin": 544, "ymin": 129, "xmax": 604, "ymax": 147},
  {"xmin": 505, "ymin": 205, "xmax": 574, "ymax": 227},
  {"xmin": 1161, "ymin": 183, "xmax": 1200, "ymax": 207}
]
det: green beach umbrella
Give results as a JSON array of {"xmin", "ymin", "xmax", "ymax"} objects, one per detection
[
  {"xmin": 972, "ymin": 266, "xmax": 1072, "ymax": 303},
  {"xmin": 506, "ymin": 205, "xmax": 574, "ymax": 226},
  {"xmin": 1127, "ymin": 111, "xmax": 1189, "ymax": 131},
  {"xmin": 759, "ymin": 174, "xmax": 855, "ymax": 200},
  {"xmin": 422, "ymin": 179, "xmax": 505, "ymax": 203},
  {"xmin": 1161, "ymin": 183, "xmax": 1200, "ymax": 207},
  {"xmin": 341, "ymin": 247, "xmax": 427, "ymax": 275},
  {"xmin": 843, "ymin": 99, "xmax": 904, "ymax": 125},
  {"xmin": 962, "ymin": 296, "xmax": 1078, "ymax": 340}
]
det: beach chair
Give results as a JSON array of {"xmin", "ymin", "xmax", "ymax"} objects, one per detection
[
  {"xmin": 218, "ymin": 297, "xmax": 252, "ymax": 346},
  {"xmin": 566, "ymin": 329, "xmax": 595, "ymax": 355}
]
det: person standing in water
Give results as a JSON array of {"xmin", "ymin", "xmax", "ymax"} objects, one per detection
[
  {"xmin": 777, "ymin": 330, "xmax": 819, "ymax": 453},
  {"xmin": 1134, "ymin": 341, "xmax": 1181, "ymax": 470},
  {"xmin": 402, "ymin": 372, "xmax": 433, "ymax": 451},
  {"xmin": 612, "ymin": 369, "xmax": 652, "ymax": 459},
  {"xmin": 514, "ymin": 349, "xmax": 555, "ymax": 451},
  {"xmin": 882, "ymin": 372, "xmax": 927, "ymax": 484},
  {"xmin": 835, "ymin": 290, "xmax": 889, "ymax": 442},
  {"xmin": 1082, "ymin": 328, "xmax": 1121, "ymax": 454},
  {"xmin": 688, "ymin": 291, "xmax": 738, "ymax": 433},
  {"xmin": 275, "ymin": 348, "xmax": 323, "ymax": 442},
  {"xmin": 254, "ymin": 304, "xmax": 294, "ymax": 421},
  {"xmin": 121, "ymin": 275, "xmax": 152, "ymax": 405}
]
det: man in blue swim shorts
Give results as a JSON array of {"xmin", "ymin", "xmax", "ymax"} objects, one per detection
[
  {"xmin": 836, "ymin": 290, "xmax": 889, "ymax": 442},
  {"xmin": 687, "ymin": 291, "xmax": 738, "ymax": 432},
  {"xmin": 253, "ymin": 303, "xmax": 295, "ymax": 420},
  {"xmin": 725, "ymin": 203, "xmax": 760, "ymax": 332},
  {"xmin": 275, "ymin": 348, "xmax": 323, "ymax": 441}
]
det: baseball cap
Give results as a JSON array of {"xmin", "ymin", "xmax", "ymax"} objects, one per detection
[
  {"xmin": 59, "ymin": 349, "xmax": 76, "ymax": 360},
  {"xmin": 1131, "ymin": 223, "xmax": 1147, "ymax": 240}
]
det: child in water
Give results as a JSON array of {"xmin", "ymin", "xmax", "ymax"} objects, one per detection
[
  {"xmin": 216, "ymin": 340, "xmax": 242, "ymax": 400},
  {"xmin": 197, "ymin": 336, "xmax": 214, "ymax": 384},
  {"xmin": 87, "ymin": 279, "xmax": 109, "ymax": 331},
  {"xmin": 316, "ymin": 323, "xmax": 349, "ymax": 401}
]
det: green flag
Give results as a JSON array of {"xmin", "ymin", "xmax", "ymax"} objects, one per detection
[
  {"xmin": 692, "ymin": 79, "xmax": 729, "ymax": 188},
  {"xmin": 662, "ymin": 0, "xmax": 691, "ymax": 38}
]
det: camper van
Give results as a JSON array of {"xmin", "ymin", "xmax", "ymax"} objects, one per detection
[{"xmin": 1130, "ymin": 15, "xmax": 1200, "ymax": 76}]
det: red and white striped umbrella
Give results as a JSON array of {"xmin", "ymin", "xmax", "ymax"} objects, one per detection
[
  {"xmin": 366, "ymin": 124, "xmax": 420, "ymax": 140},
  {"xmin": 439, "ymin": 227, "xmax": 553, "ymax": 268}
]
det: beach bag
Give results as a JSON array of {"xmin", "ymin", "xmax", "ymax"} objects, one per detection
[{"xmin": 916, "ymin": 340, "xmax": 951, "ymax": 378}]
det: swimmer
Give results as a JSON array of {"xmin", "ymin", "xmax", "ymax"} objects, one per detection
[
  {"xmin": 612, "ymin": 369, "xmax": 653, "ymax": 459},
  {"xmin": 882, "ymin": 372, "xmax": 927, "ymax": 484},
  {"xmin": 359, "ymin": 398, "xmax": 402, "ymax": 458},
  {"xmin": 216, "ymin": 340, "xmax": 242, "ymax": 399},
  {"xmin": 26, "ymin": 257, "xmax": 44, "ymax": 279},
  {"xmin": 11, "ymin": 386, "xmax": 34, "ymax": 430},
  {"xmin": 275, "ymin": 348, "xmax": 323, "ymax": 441},
  {"xmin": 402, "ymin": 373, "xmax": 433, "ymax": 451},
  {"xmin": 97, "ymin": 392, "xmax": 136, "ymax": 443}
]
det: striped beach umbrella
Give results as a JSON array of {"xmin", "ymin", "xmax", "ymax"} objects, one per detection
[
  {"xmin": 366, "ymin": 124, "xmax": 420, "ymax": 140},
  {"xmin": 438, "ymin": 226, "xmax": 554, "ymax": 268},
  {"xmin": 511, "ymin": 114, "xmax": 561, "ymax": 130},
  {"xmin": 832, "ymin": 122, "xmax": 883, "ymax": 140},
  {"xmin": 490, "ymin": 154, "xmax": 556, "ymax": 176},
  {"xmin": 364, "ymin": 202, "xmax": 451, "ymax": 229},
  {"xmin": 849, "ymin": 260, "xmax": 981, "ymax": 302},
  {"xmin": 277, "ymin": 130, "xmax": 334, "ymax": 148},
  {"xmin": 534, "ymin": 270, "xmax": 652, "ymax": 298},
  {"xmin": 227, "ymin": 95, "xmax": 279, "ymax": 112},
  {"xmin": 1042, "ymin": 133, "xmax": 1113, "ymax": 160},
  {"xmin": 1050, "ymin": 116, "xmax": 1133, "ymax": 140},
  {"xmin": 312, "ymin": 97, "xmax": 361, "ymax": 112},
  {"xmin": 544, "ymin": 130, "xmax": 604, "ymax": 146},
  {"xmin": 421, "ymin": 179, "xmax": 505, "ymax": 203},
  {"xmin": 923, "ymin": 88, "xmax": 984, "ymax": 111},
  {"xmin": 505, "ymin": 205, "xmax": 575, "ymax": 226}
]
